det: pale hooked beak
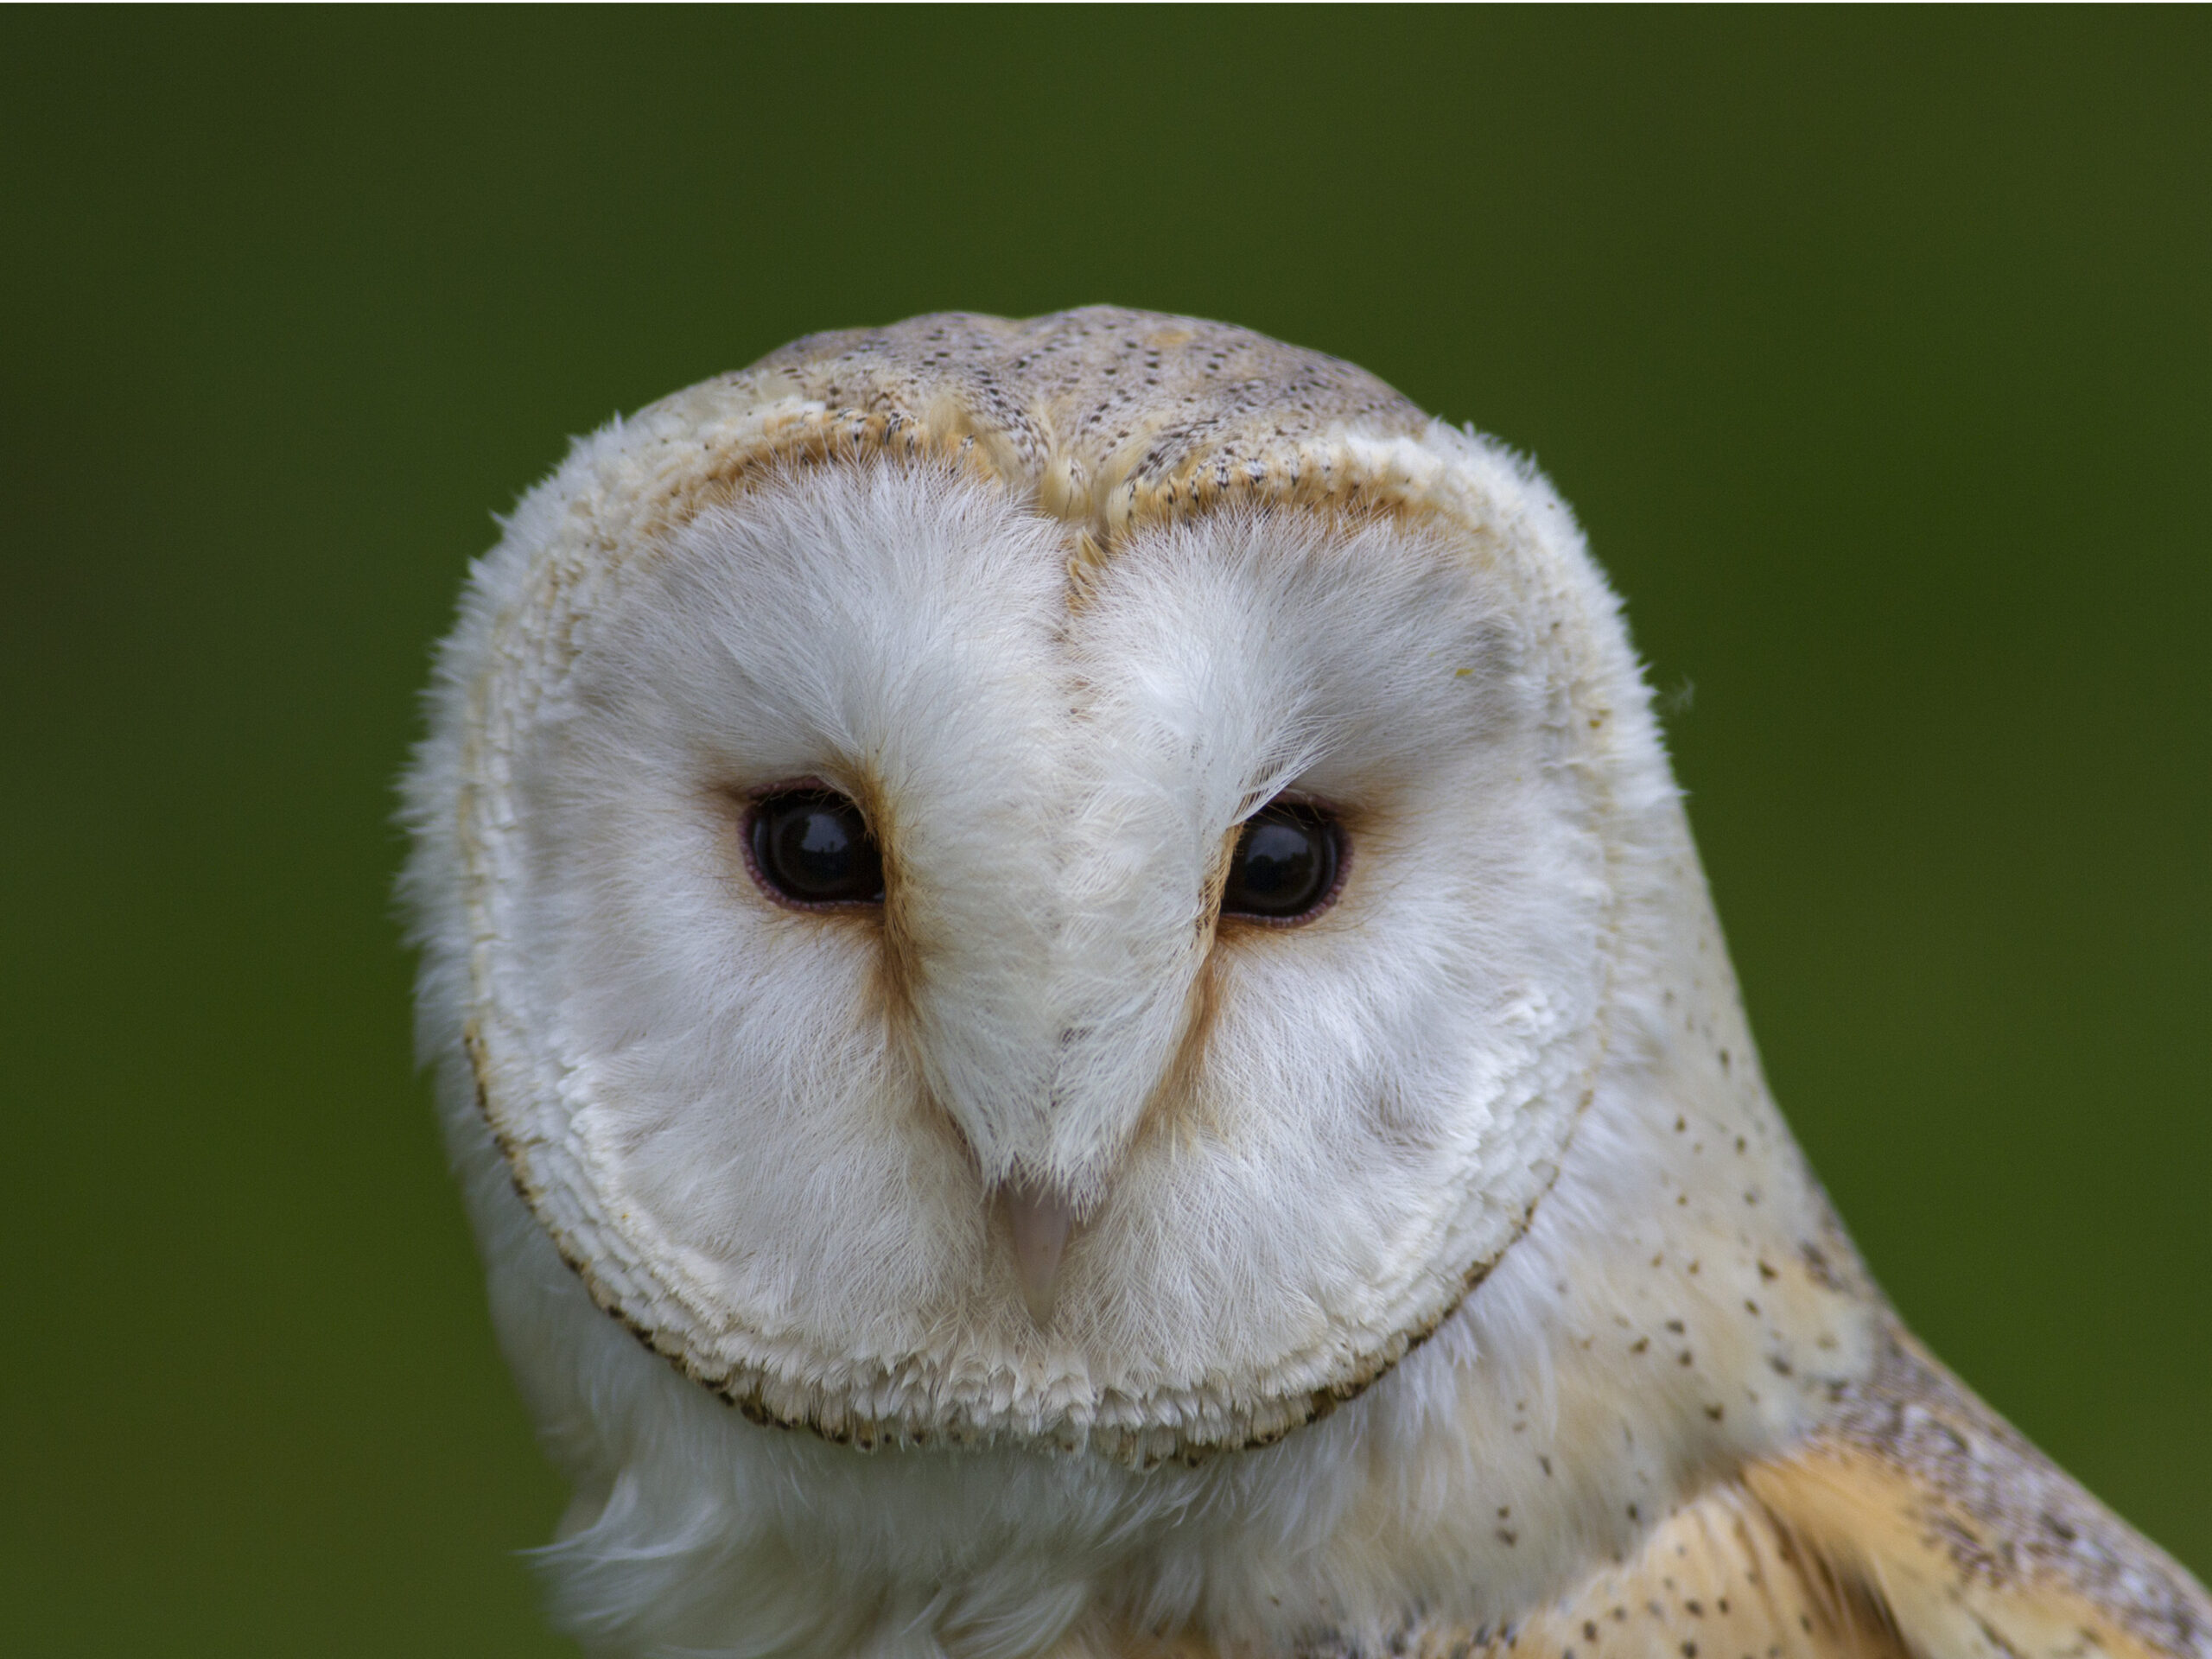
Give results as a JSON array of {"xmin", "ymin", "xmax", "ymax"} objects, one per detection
[{"xmin": 998, "ymin": 1182, "xmax": 1079, "ymax": 1326}]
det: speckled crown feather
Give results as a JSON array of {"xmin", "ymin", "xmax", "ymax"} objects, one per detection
[{"xmin": 582, "ymin": 307, "xmax": 1500, "ymax": 581}]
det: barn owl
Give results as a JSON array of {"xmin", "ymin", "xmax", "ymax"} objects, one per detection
[{"xmin": 402, "ymin": 307, "xmax": 2208, "ymax": 1659}]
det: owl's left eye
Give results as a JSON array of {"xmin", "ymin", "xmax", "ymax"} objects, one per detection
[
  {"xmin": 1221, "ymin": 801, "xmax": 1344, "ymax": 924},
  {"xmin": 747, "ymin": 790, "xmax": 886, "ymax": 906}
]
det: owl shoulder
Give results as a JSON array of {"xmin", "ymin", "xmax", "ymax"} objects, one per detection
[
  {"xmin": 1470, "ymin": 1326, "xmax": 2209, "ymax": 1659},
  {"xmin": 1099, "ymin": 1326, "xmax": 2210, "ymax": 1659}
]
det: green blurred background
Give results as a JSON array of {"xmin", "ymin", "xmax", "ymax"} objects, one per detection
[{"xmin": 3, "ymin": 10, "xmax": 2205, "ymax": 1651}]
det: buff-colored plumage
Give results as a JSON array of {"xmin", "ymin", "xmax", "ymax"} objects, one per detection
[{"xmin": 403, "ymin": 308, "xmax": 2208, "ymax": 1659}]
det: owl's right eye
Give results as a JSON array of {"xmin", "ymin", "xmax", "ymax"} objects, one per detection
[{"xmin": 747, "ymin": 790, "xmax": 886, "ymax": 906}]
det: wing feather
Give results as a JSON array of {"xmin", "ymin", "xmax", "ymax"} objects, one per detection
[
  {"xmin": 1401, "ymin": 1327, "xmax": 2212, "ymax": 1659},
  {"xmin": 1745, "ymin": 1328, "xmax": 2210, "ymax": 1659}
]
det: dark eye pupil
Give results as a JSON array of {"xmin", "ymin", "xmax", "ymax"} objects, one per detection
[
  {"xmin": 751, "ymin": 791, "xmax": 884, "ymax": 905},
  {"xmin": 1222, "ymin": 804, "xmax": 1339, "ymax": 921}
]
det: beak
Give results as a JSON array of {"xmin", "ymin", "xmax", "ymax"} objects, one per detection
[{"xmin": 997, "ymin": 1182, "xmax": 1079, "ymax": 1326}]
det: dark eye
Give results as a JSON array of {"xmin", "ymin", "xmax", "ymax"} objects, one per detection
[
  {"xmin": 1221, "ymin": 802, "xmax": 1342, "ymax": 923},
  {"xmin": 748, "ymin": 790, "xmax": 885, "ymax": 906}
]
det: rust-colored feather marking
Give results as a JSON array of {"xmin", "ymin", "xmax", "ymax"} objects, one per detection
[
  {"xmin": 1446, "ymin": 1483, "xmax": 1910, "ymax": 1659},
  {"xmin": 1087, "ymin": 1482, "xmax": 1910, "ymax": 1659}
]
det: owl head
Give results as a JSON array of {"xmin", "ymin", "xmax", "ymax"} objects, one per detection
[{"xmin": 404, "ymin": 308, "xmax": 1688, "ymax": 1469}]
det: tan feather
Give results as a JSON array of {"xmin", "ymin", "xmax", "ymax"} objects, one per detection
[{"xmin": 1742, "ymin": 1327, "xmax": 2211, "ymax": 1659}]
